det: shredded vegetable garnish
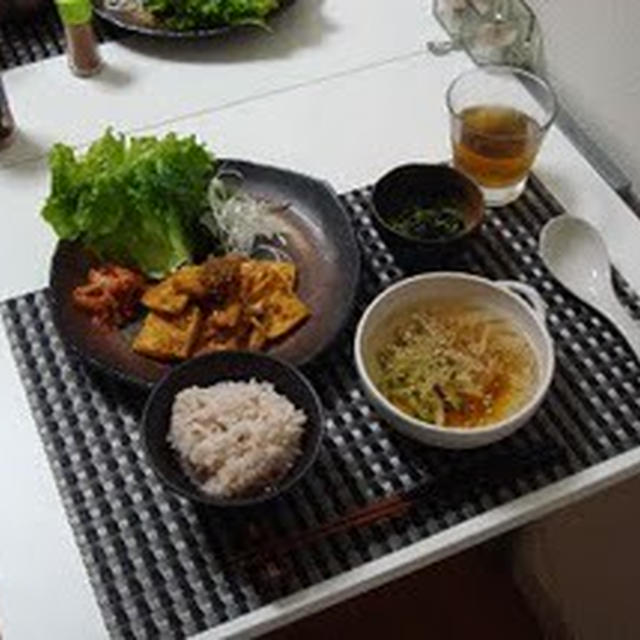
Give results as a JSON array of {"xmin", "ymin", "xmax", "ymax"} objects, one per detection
[
  {"xmin": 201, "ymin": 170, "xmax": 287, "ymax": 255},
  {"xmin": 375, "ymin": 305, "xmax": 537, "ymax": 428}
]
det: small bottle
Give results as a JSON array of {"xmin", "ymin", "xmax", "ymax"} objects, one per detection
[
  {"xmin": 0, "ymin": 77, "xmax": 16, "ymax": 150},
  {"xmin": 55, "ymin": 0, "xmax": 103, "ymax": 77}
]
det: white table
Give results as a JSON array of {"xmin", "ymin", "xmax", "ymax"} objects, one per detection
[{"xmin": 1, "ymin": 2, "xmax": 640, "ymax": 638}]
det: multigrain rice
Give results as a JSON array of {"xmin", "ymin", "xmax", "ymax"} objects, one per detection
[{"xmin": 169, "ymin": 380, "xmax": 306, "ymax": 497}]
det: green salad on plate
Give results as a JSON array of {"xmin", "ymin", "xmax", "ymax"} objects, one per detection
[{"xmin": 141, "ymin": 0, "xmax": 281, "ymax": 30}]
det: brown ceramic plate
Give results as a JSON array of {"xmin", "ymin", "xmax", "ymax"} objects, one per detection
[
  {"xmin": 92, "ymin": 0, "xmax": 294, "ymax": 39},
  {"xmin": 49, "ymin": 159, "xmax": 360, "ymax": 388}
]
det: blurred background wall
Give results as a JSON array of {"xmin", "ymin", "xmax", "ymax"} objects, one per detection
[{"xmin": 529, "ymin": 0, "xmax": 640, "ymax": 191}]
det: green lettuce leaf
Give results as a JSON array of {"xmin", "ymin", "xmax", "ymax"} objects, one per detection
[
  {"xmin": 41, "ymin": 130, "xmax": 215, "ymax": 278},
  {"xmin": 142, "ymin": 0, "xmax": 281, "ymax": 31}
]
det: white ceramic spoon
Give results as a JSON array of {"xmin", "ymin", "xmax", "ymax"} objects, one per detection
[{"xmin": 539, "ymin": 214, "xmax": 640, "ymax": 360}]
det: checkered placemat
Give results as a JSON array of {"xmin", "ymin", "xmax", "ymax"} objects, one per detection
[
  {"xmin": 2, "ymin": 176, "xmax": 640, "ymax": 639},
  {"xmin": 0, "ymin": 5, "xmax": 120, "ymax": 70}
]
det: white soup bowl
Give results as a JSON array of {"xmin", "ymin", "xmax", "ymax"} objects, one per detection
[{"xmin": 354, "ymin": 272, "xmax": 555, "ymax": 449}]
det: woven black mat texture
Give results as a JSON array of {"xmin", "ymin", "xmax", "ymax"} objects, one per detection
[
  {"xmin": 3, "ymin": 175, "xmax": 640, "ymax": 639},
  {"xmin": 0, "ymin": 4, "xmax": 121, "ymax": 70}
]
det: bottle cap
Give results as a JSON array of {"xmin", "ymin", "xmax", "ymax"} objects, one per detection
[{"xmin": 55, "ymin": 0, "xmax": 92, "ymax": 25}]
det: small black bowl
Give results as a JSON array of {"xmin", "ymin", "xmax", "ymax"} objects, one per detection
[
  {"xmin": 371, "ymin": 164, "xmax": 484, "ymax": 270},
  {"xmin": 141, "ymin": 351, "xmax": 324, "ymax": 508}
]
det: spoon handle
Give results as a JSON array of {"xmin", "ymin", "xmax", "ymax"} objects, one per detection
[{"xmin": 600, "ymin": 295, "xmax": 640, "ymax": 361}]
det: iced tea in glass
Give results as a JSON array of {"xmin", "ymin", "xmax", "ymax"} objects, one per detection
[{"xmin": 447, "ymin": 66, "xmax": 557, "ymax": 206}]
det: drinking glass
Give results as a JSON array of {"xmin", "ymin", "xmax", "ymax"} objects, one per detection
[{"xmin": 447, "ymin": 65, "xmax": 557, "ymax": 206}]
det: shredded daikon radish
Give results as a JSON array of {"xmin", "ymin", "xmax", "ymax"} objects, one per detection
[{"xmin": 201, "ymin": 171, "xmax": 286, "ymax": 254}]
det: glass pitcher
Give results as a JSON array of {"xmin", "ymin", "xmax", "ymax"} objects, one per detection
[{"xmin": 432, "ymin": 0, "xmax": 544, "ymax": 71}]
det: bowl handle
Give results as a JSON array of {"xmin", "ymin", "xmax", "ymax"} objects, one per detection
[{"xmin": 498, "ymin": 280, "xmax": 547, "ymax": 322}]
